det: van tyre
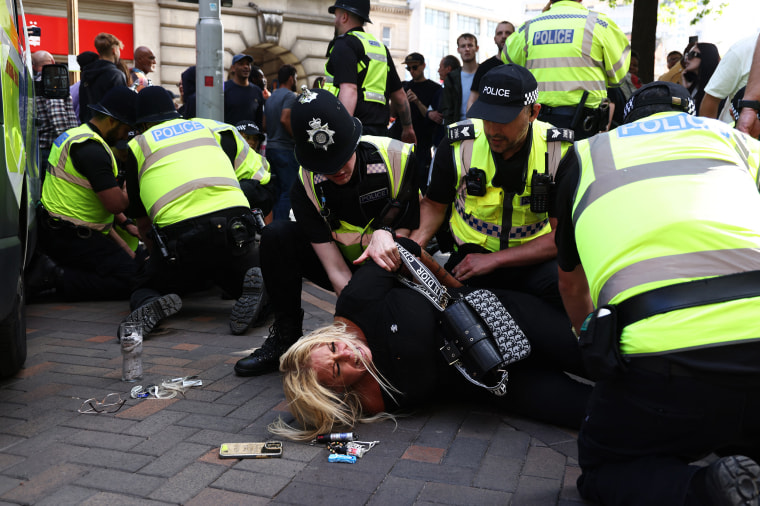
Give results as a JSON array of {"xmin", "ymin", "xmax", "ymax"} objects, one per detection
[{"xmin": 0, "ymin": 271, "xmax": 27, "ymax": 378}]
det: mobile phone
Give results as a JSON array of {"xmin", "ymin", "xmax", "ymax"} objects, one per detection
[
  {"xmin": 219, "ymin": 441, "xmax": 283, "ymax": 459},
  {"xmin": 688, "ymin": 35, "xmax": 698, "ymax": 46}
]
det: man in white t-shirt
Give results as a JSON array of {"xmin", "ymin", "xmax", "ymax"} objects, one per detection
[{"xmin": 700, "ymin": 31, "xmax": 760, "ymax": 123}]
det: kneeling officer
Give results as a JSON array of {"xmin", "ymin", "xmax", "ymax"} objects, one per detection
[{"xmin": 122, "ymin": 87, "xmax": 263, "ymax": 335}]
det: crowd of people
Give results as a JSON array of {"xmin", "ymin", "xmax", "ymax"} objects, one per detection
[{"xmin": 26, "ymin": 0, "xmax": 760, "ymax": 503}]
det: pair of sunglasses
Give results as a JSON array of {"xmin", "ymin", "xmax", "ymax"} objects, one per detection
[
  {"xmin": 686, "ymin": 50, "xmax": 701, "ymax": 60},
  {"xmin": 406, "ymin": 65, "xmax": 419, "ymax": 71}
]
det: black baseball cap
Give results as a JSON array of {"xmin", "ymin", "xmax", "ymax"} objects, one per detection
[
  {"xmin": 467, "ymin": 64, "xmax": 538, "ymax": 124},
  {"xmin": 404, "ymin": 53, "xmax": 425, "ymax": 65}
]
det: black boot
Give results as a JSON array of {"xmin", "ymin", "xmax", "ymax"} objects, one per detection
[
  {"xmin": 234, "ymin": 309, "xmax": 304, "ymax": 376},
  {"xmin": 26, "ymin": 253, "xmax": 63, "ymax": 299}
]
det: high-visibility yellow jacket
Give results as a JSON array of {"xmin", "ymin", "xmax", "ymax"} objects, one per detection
[
  {"xmin": 324, "ymin": 30, "xmax": 389, "ymax": 106},
  {"xmin": 503, "ymin": 0, "xmax": 630, "ymax": 109},
  {"xmin": 193, "ymin": 118, "xmax": 271, "ymax": 184},
  {"xmin": 573, "ymin": 112, "xmax": 760, "ymax": 356},
  {"xmin": 43, "ymin": 124, "xmax": 117, "ymax": 233},
  {"xmin": 128, "ymin": 118, "xmax": 248, "ymax": 227},
  {"xmin": 448, "ymin": 118, "xmax": 571, "ymax": 251}
]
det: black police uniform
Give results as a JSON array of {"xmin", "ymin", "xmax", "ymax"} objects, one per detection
[
  {"xmin": 260, "ymin": 141, "xmax": 420, "ymax": 314},
  {"xmin": 37, "ymin": 124, "xmax": 137, "ymax": 301},
  {"xmin": 325, "ymin": 28, "xmax": 404, "ymax": 135}
]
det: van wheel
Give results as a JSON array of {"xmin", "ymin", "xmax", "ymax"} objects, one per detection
[{"xmin": 0, "ymin": 270, "xmax": 27, "ymax": 378}]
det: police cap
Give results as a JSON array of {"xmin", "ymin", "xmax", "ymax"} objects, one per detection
[
  {"xmin": 88, "ymin": 86, "xmax": 137, "ymax": 127},
  {"xmin": 235, "ymin": 120, "xmax": 265, "ymax": 141},
  {"xmin": 467, "ymin": 64, "xmax": 538, "ymax": 124},
  {"xmin": 623, "ymin": 81, "xmax": 696, "ymax": 124},
  {"xmin": 328, "ymin": 0, "xmax": 372, "ymax": 23},
  {"xmin": 291, "ymin": 87, "xmax": 362, "ymax": 175},
  {"xmin": 135, "ymin": 86, "xmax": 181, "ymax": 124}
]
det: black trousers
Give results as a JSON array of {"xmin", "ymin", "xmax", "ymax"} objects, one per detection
[
  {"xmin": 130, "ymin": 209, "xmax": 257, "ymax": 310},
  {"xmin": 260, "ymin": 220, "xmax": 351, "ymax": 314},
  {"xmin": 445, "ymin": 245, "xmax": 563, "ymax": 311},
  {"xmin": 577, "ymin": 362, "xmax": 760, "ymax": 505},
  {"xmin": 37, "ymin": 215, "xmax": 136, "ymax": 301}
]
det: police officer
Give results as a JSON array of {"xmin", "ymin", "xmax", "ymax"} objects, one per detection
[
  {"xmin": 122, "ymin": 87, "xmax": 264, "ymax": 336},
  {"xmin": 410, "ymin": 64, "xmax": 573, "ymax": 309},
  {"xmin": 193, "ymin": 117, "xmax": 275, "ymax": 219},
  {"xmin": 503, "ymin": 0, "xmax": 630, "ymax": 140},
  {"xmin": 30, "ymin": 86, "xmax": 137, "ymax": 301},
  {"xmin": 324, "ymin": 0, "xmax": 416, "ymax": 144},
  {"xmin": 555, "ymin": 82, "xmax": 760, "ymax": 504},
  {"xmin": 234, "ymin": 88, "xmax": 420, "ymax": 376}
]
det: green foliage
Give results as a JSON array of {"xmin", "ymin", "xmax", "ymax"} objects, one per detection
[{"xmin": 604, "ymin": 0, "xmax": 727, "ymax": 25}]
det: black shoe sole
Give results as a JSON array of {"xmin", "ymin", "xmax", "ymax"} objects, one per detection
[
  {"xmin": 708, "ymin": 455, "xmax": 760, "ymax": 506},
  {"xmin": 229, "ymin": 267, "xmax": 265, "ymax": 335},
  {"xmin": 123, "ymin": 294, "xmax": 182, "ymax": 337}
]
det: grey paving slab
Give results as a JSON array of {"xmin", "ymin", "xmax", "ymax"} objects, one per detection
[{"xmin": 4, "ymin": 291, "xmax": 594, "ymax": 505}]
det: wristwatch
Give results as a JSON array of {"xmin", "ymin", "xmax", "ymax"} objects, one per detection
[
  {"xmin": 377, "ymin": 226, "xmax": 396, "ymax": 240},
  {"xmin": 737, "ymin": 99, "xmax": 760, "ymax": 112}
]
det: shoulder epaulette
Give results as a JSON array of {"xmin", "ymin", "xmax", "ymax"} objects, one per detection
[
  {"xmin": 546, "ymin": 127, "xmax": 575, "ymax": 143},
  {"xmin": 447, "ymin": 121, "xmax": 477, "ymax": 142}
]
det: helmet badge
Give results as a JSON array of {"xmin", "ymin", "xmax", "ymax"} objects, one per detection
[
  {"xmin": 307, "ymin": 118, "xmax": 335, "ymax": 151},
  {"xmin": 299, "ymin": 85, "xmax": 318, "ymax": 104}
]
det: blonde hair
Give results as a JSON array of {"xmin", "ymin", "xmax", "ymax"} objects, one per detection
[
  {"xmin": 94, "ymin": 33, "xmax": 124, "ymax": 56},
  {"xmin": 268, "ymin": 322, "xmax": 399, "ymax": 441}
]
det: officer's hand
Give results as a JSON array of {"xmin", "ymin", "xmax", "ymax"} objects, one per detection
[
  {"xmin": 452, "ymin": 253, "xmax": 496, "ymax": 281},
  {"xmin": 354, "ymin": 229, "xmax": 400, "ymax": 272},
  {"xmin": 406, "ymin": 89, "xmax": 418, "ymax": 104},
  {"xmin": 737, "ymin": 108, "xmax": 760, "ymax": 138}
]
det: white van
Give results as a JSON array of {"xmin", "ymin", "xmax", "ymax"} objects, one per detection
[{"xmin": 0, "ymin": 0, "xmax": 40, "ymax": 377}]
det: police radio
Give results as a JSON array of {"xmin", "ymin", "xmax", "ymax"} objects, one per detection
[
  {"xmin": 530, "ymin": 171, "xmax": 553, "ymax": 213},
  {"xmin": 465, "ymin": 168, "xmax": 487, "ymax": 197}
]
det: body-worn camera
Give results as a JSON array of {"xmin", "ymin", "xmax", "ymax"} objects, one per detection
[
  {"xmin": 530, "ymin": 171, "xmax": 554, "ymax": 213},
  {"xmin": 465, "ymin": 168, "xmax": 487, "ymax": 196}
]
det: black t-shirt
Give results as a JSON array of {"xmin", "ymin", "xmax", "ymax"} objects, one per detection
[
  {"xmin": 326, "ymin": 27, "xmax": 403, "ymax": 128},
  {"xmin": 552, "ymin": 145, "xmax": 760, "ymax": 377},
  {"xmin": 426, "ymin": 129, "xmax": 531, "ymax": 205},
  {"xmin": 471, "ymin": 55, "xmax": 503, "ymax": 92},
  {"xmin": 290, "ymin": 141, "xmax": 420, "ymax": 244},
  {"xmin": 403, "ymin": 79, "xmax": 442, "ymax": 153},
  {"xmin": 223, "ymin": 80, "xmax": 264, "ymax": 127},
  {"xmin": 69, "ymin": 123, "xmax": 120, "ymax": 192}
]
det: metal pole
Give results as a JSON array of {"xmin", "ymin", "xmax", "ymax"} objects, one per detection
[
  {"xmin": 67, "ymin": 0, "xmax": 79, "ymax": 84},
  {"xmin": 195, "ymin": 0, "xmax": 224, "ymax": 120}
]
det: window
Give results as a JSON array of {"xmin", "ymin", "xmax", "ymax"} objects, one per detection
[
  {"xmin": 423, "ymin": 8, "xmax": 451, "ymax": 80},
  {"xmin": 382, "ymin": 26, "xmax": 391, "ymax": 48},
  {"xmin": 457, "ymin": 14, "xmax": 480, "ymax": 39}
]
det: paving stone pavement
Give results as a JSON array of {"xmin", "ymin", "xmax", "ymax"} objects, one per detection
[{"xmin": 0, "ymin": 282, "xmax": 592, "ymax": 505}]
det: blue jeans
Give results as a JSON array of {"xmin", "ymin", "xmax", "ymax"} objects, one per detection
[{"xmin": 266, "ymin": 148, "xmax": 300, "ymax": 221}]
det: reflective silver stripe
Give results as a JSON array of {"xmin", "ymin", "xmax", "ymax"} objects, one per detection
[
  {"xmin": 582, "ymin": 11, "xmax": 597, "ymax": 56},
  {"xmin": 149, "ymin": 177, "xmax": 242, "ymax": 220},
  {"xmin": 526, "ymin": 55, "xmax": 601, "ymax": 69},
  {"xmin": 324, "ymin": 76, "xmax": 334, "ymax": 84},
  {"xmin": 46, "ymin": 210, "xmax": 111, "ymax": 232},
  {"xmin": 235, "ymin": 141, "xmax": 250, "ymax": 170},
  {"xmin": 138, "ymin": 137, "xmax": 221, "ymax": 180},
  {"xmin": 367, "ymin": 52, "xmax": 387, "ymax": 63},
  {"xmin": 538, "ymin": 79, "xmax": 607, "ymax": 92},
  {"xmin": 599, "ymin": 248, "xmax": 760, "ymax": 306},
  {"xmin": 520, "ymin": 20, "xmax": 531, "ymax": 60},
  {"xmin": 572, "ymin": 135, "xmax": 746, "ymax": 225},
  {"xmin": 51, "ymin": 133, "xmax": 97, "ymax": 189},
  {"xmin": 365, "ymin": 91, "xmax": 387, "ymax": 104},
  {"xmin": 609, "ymin": 46, "xmax": 631, "ymax": 81}
]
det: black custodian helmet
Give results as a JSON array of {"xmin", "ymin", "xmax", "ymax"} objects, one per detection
[
  {"xmin": 328, "ymin": 0, "xmax": 372, "ymax": 23},
  {"xmin": 291, "ymin": 87, "xmax": 362, "ymax": 175}
]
